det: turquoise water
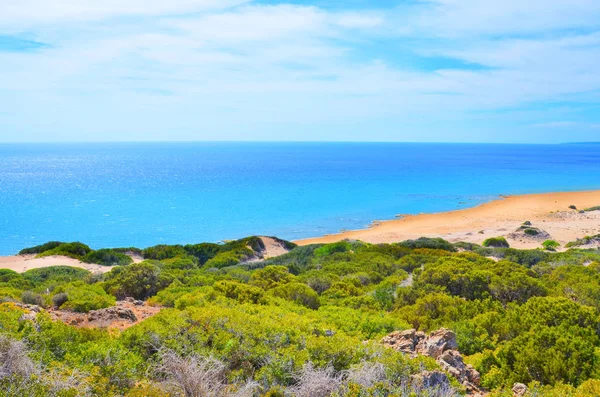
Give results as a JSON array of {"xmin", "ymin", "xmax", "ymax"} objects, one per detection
[{"xmin": 1, "ymin": 142, "xmax": 599, "ymax": 255}]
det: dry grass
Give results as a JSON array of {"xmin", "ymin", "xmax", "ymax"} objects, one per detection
[
  {"xmin": 287, "ymin": 363, "xmax": 344, "ymax": 397},
  {"xmin": 154, "ymin": 348, "xmax": 258, "ymax": 397},
  {"xmin": 0, "ymin": 335, "xmax": 37, "ymax": 381}
]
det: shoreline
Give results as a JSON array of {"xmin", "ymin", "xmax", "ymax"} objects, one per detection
[
  {"xmin": 295, "ymin": 189, "xmax": 600, "ymax": 249},
  {"xmin": 0, "ymin": 254, "xmax": 114, "ymax": 274}
]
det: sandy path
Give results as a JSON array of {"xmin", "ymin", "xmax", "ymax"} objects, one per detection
[
  {"xmin": 0, "ymin": 255, "xmax": 113, "ymax": 273},
  {"xmin": 296, "ymin": 190, "xmax": 600, "ymax": 250}
]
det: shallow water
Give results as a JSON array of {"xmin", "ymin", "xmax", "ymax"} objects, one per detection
[{"xmin": 1, "ymin": 142, "xmax": 599, "ymax": 254}]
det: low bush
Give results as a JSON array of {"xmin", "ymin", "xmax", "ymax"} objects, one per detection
[
  {"xmin": 523, "ymin": 228, "xmax": 539, "ymax": 236},
  {"xmin": 36, "ymin": 242, "xmax": 92, "ymax": 259},
  {"xmin": 399, "ymin": 237, "xmax": 456, "ymax": 252},
  {"xmin": 453, "ymin": 241, "xmax": 481, "ymax": 251},
  {"xmin": 270, "ymin": 282, "xmax": 320, "ymax": 309},
  {"xmin": 21, "ymin": 291, "xmax": 45, "ymax": 307},
  {"xmin": 565, "ymin": 234, "xmax": 600, "ymax": 248},
  {"xmin": 203, "ymin": 251, "xmax": 243, "ymax": 269},
  {"xmin": 483, "ymin": 237, "xmax": 510, "ymax": 248},
  {"xmin": 542, "ymin": 240, "xmax": 561, "ymax": 251},
  {"xmin": 18, "ymin": 241, "xmax": 64, "ymax": 255},
  {"xmin": 53, "ymin": 282, "xmax": 115, "ymax": 312},
  {"xmin": 52, "ymin": 292, "xmax": 68, "ymax": 308},
  {"xmin": 142, "ymin": 245, "xmax": 187, "ymax": 260},
  {"xmin": 83, "ymin": 249, "xmax": 133, "ymax": 267},
  {"xmin": 22, "ymin": 266, "xmax": 90, "ymax": 287},
  {"xmin": 103, "ymin": 261, "xmax": 173, "ymax": 300}
]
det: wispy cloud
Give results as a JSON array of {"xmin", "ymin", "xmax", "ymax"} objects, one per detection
[{"xmin": 1, "ymin": 0, "xmax": 599, "ymax": 143}]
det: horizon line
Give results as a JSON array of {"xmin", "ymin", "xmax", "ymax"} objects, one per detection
[{"xmin": 1, "ymin": 140, "xmax": 600, "ymax": 145}]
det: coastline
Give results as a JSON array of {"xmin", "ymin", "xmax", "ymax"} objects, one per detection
[
  {"xmin": 295, "ymin": 189, "xmax": 600, "ymax": 249},
  {"xmin": 0, "ymin": 254, "xmax": 114, "ymax": 274}
]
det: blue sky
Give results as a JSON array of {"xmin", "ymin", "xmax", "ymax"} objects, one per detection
[{"xmin": 1, "ymin": 0, "xmax": 600, "ymax": 143}]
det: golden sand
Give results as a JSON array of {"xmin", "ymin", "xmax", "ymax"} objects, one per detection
[{"xmin": 296, "ymin": 190, "xmax": 600, "ymax": 250}]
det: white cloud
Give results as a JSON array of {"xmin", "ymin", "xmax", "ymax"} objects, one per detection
[
  {"xmin": 1, "ymin": 0, "xmax": 599, "ymax": 142},
  {"xmin": 0, "ymin": 0, "xmax": 249, "ymax": 27},
  {"xmin": 413, "ymin": 0, "xmax": 600, "ymax": 37}
]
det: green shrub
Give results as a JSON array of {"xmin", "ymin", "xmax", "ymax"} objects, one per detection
[
  {"xmin": 54, "ymin": 282, "xmax": 115, "ymax": 312},
  {"xmin": 249, "ymin": 265, "xmax": 295, "ymax": 290},
  {"xmin": 18, "ymin": 241, "xmax": 64, "ymax": 255},
  {"xmin": 162, "ymin": 256, "xmax": 198, "ymax": 270},
  {"xmin": 523, "ymin": 228, "xmax": 539, "ymax": 236},
  {"xmin": 565, "ymin": 235, "xmax": 600, "ymax": 248},
  {"xmin": 270, "ymin": 282, "xmax": 320, "ymax": 309},
  {"xmin": 483, "ymin": 237, "xmax": 510, "ymax": 248},
  {"xmin": 204, "ymin": 251, "xmax": 242, "ymax": 269},
  {"xmin": 0, "ymin": 287, "xmax": 22, "ymax": 301},
  {"xmin": 21, "ymin": 291, "xmax": 45, "ymax": 306},
  {"xmin": 36, "ymin": 242, "xmax": 92, "ymax": 259},
  {"xmin": 83, "ymin": 249, "xmax": 133, "ymax": 267},
  {"xmin": 112, "ymin": 247, "xmax": 143, "ymax": 256},
  {"xmin": 103, "ymin": 261, "xmax": 173, "ymax": 300},
  {"xmin": 213, "ymin": 280, "xmax": 265, "ymax": 304},
  {"xmin": 22, "ymin": 266, "xmax": 90, "ymax": 287},
  {"xmin": 314, "ymin": 241, "xmax": 354, "ymax": 257},
  {"xmin": 453, "ymin": 241, "xmax": 481, "ymax": 251},
  {"xmin": 0, "ymin": 269, "xmax": 23, "ymax": 284},
  {"xmin": 52, "ymin": 292, "xmax": 68, "ymax": 308},
  {"xmin": 141, "ymin": 244, "xmax": 187, "ymax": 260},
  {"xmin": 569, "ymin": 205, "xmax": 577, "ymax": 210},
  {"xmin": 183, "ymin": 242, "xmax": 221, "ymax": 264},
  {"xmin": 584, "ymin": 205, "xmax": 600, "ymax": 212},
  {"xmin": 399, "ymin": 237, "xmax": 456, "ymax": 252},
  {"xmin": 543, "ymin": 240, "xmax": 561, "ymax": 251}
]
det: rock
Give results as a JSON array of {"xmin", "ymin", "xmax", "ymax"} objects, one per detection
[
  {"xmin": 133, "ymin": 300, "xmax": 144, "ymax": 306},
  {"xmin": 410, "ymin": 370, "xmax": 450, "ymax": 389},
  {"xmin": 88, "ymin": 307, "xmax": 137, "ymax": 323},
  {"xmin": 382, "ymin": 328, "xmax": 483, "ymax": 395},
  {"xmin": 417, "ymin": 328, "xmax": 458, "ymax": 359},
  {"xmin": 14, "ymin": 303, "xmax": 43, "ymax": 313},
  {"xmin": 124, "ymin": 297, "xmax": 135, "ymax": 303},
  {"xmin": 438, "ymin": 350, "xmax": 480, "ymax": 386},
  {"xmin": 324, "ymin": 330, "xmax": 335, "ymax": 337},
  {"xmin": 19, "ymin": 312, "xmax": 37, "ymax": 322},
  {"xmin": 512, "ymin": 383, "xmax": 528, "ymax": 397}
]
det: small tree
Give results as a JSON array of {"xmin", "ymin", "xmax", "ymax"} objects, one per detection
[{"xmin": 542, "ymin": 240, "xmax": 560, "ymax": 251}]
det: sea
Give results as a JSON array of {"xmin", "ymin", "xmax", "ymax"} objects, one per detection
[{"xmin": 1, "ymin": 142, "xmax": 599, "ymax": 255}]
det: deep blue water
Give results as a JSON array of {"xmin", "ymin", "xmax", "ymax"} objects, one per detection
[{"xmin": 1, "ymin": 142, "xmax": 599, "ymax": 255}]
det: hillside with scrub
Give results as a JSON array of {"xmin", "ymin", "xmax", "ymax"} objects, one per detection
[{"xmin": 2, "ymin": 236, "xmax": 600, "ymax": 396}]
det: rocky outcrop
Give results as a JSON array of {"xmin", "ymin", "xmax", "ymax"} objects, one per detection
[
  {"xmin": 382, "ymin": 328, "xmax": 483, "ymax": 395},
  {"xmin": 512, "ymin": 383, "xmax": 528, "ymax": 397},
  {"xmin": 11, "ymin": 300, "xmax": 160, "ymax": 330},
  {"xmin": 88, "ymin": 306, "xmax": 137, "ymax": 323},
  {"xmin": 13, "ymin": 303, "xmax": 43, "ymax": 313}
]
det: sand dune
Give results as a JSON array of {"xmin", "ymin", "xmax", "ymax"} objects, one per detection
[
  {"xmin": 0, "ymin": 254, "xmax": 113, "ymax": 273},
  {"xmin": 296, "ymin": 190, "xmax": 600, "ymax": 250}
]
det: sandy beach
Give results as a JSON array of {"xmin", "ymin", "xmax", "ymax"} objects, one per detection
[
  {"xmin": 0, "ymin": 254, "xmax": 113, "ymax": 274},
  {"xmin": 296, "ymin": 190, "xmax": 600, "ymax": 250}
]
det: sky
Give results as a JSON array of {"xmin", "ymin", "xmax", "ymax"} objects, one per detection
[{"xmin": 1, "ymin": 0, "xmax": 600, "ymax": 143}]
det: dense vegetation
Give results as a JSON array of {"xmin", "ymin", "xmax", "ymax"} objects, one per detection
[{"xmin": 2, "ymin": 236, "xmax": 600, "ymax": 396}]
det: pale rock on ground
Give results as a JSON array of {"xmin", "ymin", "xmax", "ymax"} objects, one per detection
[{"xmin": 382, "ymin": 328, "xmax": 484, "ymax": 396}]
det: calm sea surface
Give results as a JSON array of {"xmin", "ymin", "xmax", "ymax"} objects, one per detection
[{"xmin": 1, "ymin": 142, "xmax": 599, "ymax": 255}]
